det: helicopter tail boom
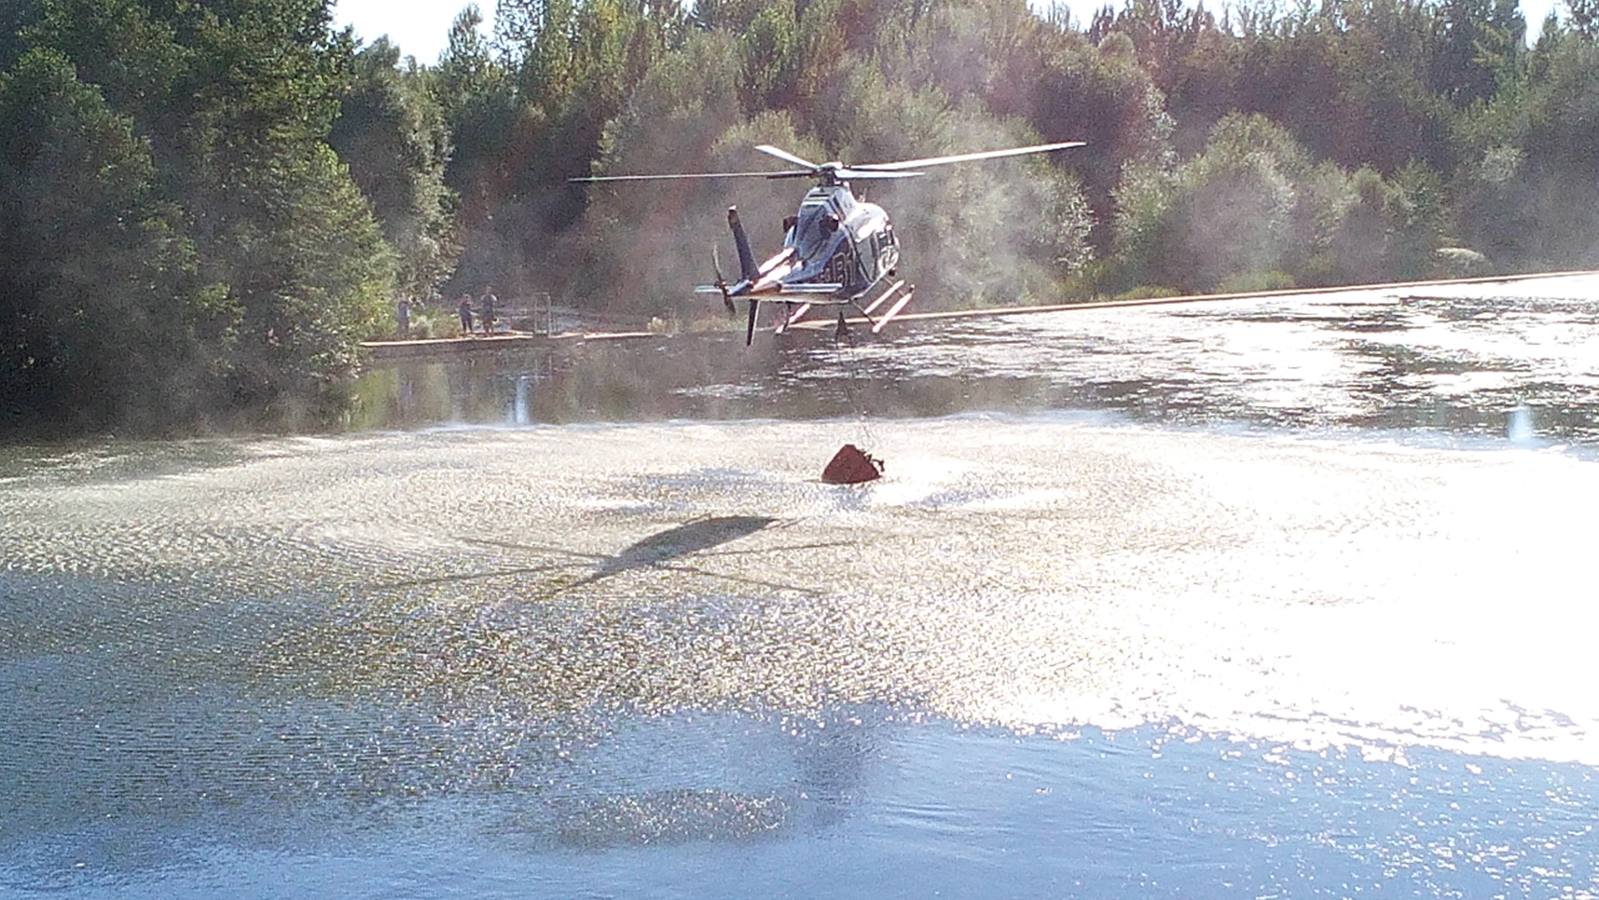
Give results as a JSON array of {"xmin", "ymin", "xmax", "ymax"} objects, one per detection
[
  {"xmin": 694, "ymin": 282, "xmax": 845, "ymax": 298},
  {"xmin": 761, "ymin": 283, "xmax": 846, "ymax": 295}
]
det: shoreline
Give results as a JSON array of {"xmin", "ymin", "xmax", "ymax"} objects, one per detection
[{"xmin": 362, "ymin": 268, "xmax": 1599, "ymax": 359}]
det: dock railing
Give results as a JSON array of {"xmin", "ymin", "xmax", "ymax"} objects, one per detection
[{"xmin": 504, "ymin": 292, "xmax": 555, "ymax": 335}]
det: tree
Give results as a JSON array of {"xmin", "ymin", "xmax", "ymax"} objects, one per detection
[
  {"xmin": 435, "ymin": 4, "xmax": 498, "ymax": 121},
  {"xmin": 22, "ymin": 0, "xmax": 400, "ymax": 421},
  {"xmin": 576, "ymin": 31, "xmax": 754, "ymax": 315},
  {"xmin": 1453, "ymin": 144, "xmax": 1528, "ymax": 266},
  {"xmin": 0, "ymin": 0, "xmax": 40, "ymax": 71},
  {"xmin": 214, "ymin": 142, "xmax": 394, "ymax": 416},
  {"xmin": 1108, "ymin": 114, "xmax": 1304, "ymax": 292},
  {"xmin": 1567, "ymin": 0, "xmax": 1599, "ymax": 38},
  {"xmin": 1385, "ymin": 159, "xmax": 1453, "ymax": 277},
  {"xmin": 1326, "ymin": 166, "xmax": 1399, "ymax": 283},
  {"xmin": 431, "ymin": 4, "xmax": 518, "ymax": 282},
  {"xmin": 1515, "ymin": 34, "xmax": 1599, "ymax": 265},
  {"xmin": 0, "ymin": 50, "xmax": 234, "ymax": 432},
  {"xmin": 330, "ymin": 38, "xmax": 460, "ymax": 303},
  {"xmin": 991, "ymin": 17, "xmax": 1175, "ymax": 250},
  {"xmin": 739, "ymin": 0, "xmax": 800, "ymax": 111}
]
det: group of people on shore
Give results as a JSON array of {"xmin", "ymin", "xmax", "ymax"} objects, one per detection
[
  {"xmin": 393, "ymin": 287, "xmax": 500, "ymax": 339},
  {"xmin": 455, "ymin": 287, "xmax": 498, "ymax": 336}
]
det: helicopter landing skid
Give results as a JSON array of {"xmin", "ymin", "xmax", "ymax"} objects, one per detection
[
  {"xmin": 849, "ymin": 279, "xmax": 913, "ymax": 336},
  {"xmin": 771, "ymin": 279, "xmax": 914, "ymax": 338},
  {"xmin": 859, "ymin": 279, "xmax": 907, "ymax": 317},
  {"xmin": 869, "ymin": 285, "xmax": 915, "ymax": 333}
]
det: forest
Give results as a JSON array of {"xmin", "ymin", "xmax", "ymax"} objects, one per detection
[{"xmin": 3, "ymin": 0, "xmax": 1597, "ymax": 431}]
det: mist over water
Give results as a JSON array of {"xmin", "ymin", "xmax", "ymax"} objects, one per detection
[{"xmin": 4, "ymin": 276, "xmax": 1599, "ymax": 896}]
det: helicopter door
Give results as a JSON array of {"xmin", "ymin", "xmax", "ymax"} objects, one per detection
[{"xmin": 822, "ymin": 243, "xmax": 854, "ymax": 286}]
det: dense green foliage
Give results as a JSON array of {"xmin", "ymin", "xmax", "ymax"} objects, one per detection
[
  {"xmin": 0, "ymin": 49, "xmax": 230, "ymax": 430},
  {"xmin": 330, "ymin": 39, "xmax": 458, "ymax": 307},
  {"xmin": 3, "ymin": 0, "xmax": 1599, "ymax": 432},
  {"xmin": 2, "ymin": 0, "xmax": 447, "ymax": 433}
]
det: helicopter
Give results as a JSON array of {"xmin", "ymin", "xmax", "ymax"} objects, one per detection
[{"xmin": 570, "ymin": 141, "xmax": 1084, "ymax": 344}]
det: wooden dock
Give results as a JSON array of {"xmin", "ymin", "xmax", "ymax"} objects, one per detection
[{"xmin": 361, "ymin": 330, "xmax": 659, "ymax": 360}]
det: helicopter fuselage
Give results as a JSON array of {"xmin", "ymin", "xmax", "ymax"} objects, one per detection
[
  {"xmin": 780, "ymin": 184, "xmax": 899, "ymax": 299},
  {"xmin": 703, "ymin": 184, "xmax": 911, "ymax": 343}
]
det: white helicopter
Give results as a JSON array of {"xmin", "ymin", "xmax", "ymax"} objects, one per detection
[{"xmin": 572, "ymin": 140, "xmax": 1084, "ymax": 343}]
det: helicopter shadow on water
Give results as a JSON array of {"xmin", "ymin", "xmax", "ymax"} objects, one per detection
[{"xmin": 374, "ymin": 515, "xmax": 848, "ymax": 599}]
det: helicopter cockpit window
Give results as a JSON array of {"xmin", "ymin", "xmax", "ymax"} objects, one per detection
[{"xmin": 793, "ymin": 199, "xmax": 845, "ymax": 261}]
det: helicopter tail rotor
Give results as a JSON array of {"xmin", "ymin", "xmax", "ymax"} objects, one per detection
[
  {"xmin": 710, "ymin": 245, "xmax": 734, "ymax": 315},
  {"xmin": 707, "ymin": 239, "xmax": 759, "ymax": 343}
]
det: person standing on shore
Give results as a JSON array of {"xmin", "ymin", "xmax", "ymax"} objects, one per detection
[
  {"xmin": 396, "ymin": 297, "xmax": 411, "ymax": 338},
  {"xmin": 457, "ymin": 293, "xmax": 474, "ymax": 336},
  {"xmin": 479, "ymin": 286, "xmax": 498, "ymax": 335}
]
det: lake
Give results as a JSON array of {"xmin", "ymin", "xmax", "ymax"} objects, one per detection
[{"xmin": 3, "ymin": 275, "xmax": 1598, "ymax": 897}]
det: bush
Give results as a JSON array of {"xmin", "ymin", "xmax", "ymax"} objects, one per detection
[
  {"xmin": 408, "ymin": 309, "xmax": 444, "ymax": 339},
  {"xmin": 1215, "ymin": 271, "xmax": 1297, "ymax": 294},
  {"xmin": 1113, "ymin": 284, "xmax": 1183, "ymax": 301}
]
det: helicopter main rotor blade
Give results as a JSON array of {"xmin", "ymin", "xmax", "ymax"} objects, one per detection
[
  {"xmin": 832, "ymin": 169, "xmax": 926, "ymax": 181},
  {"xmin": 847, "ymin": 141, "xmax": 1086, "ymax": 172},
  {"xmin": 754, "ymin": 145, "xmax": 821, "ymax": 171},
  {"xmin": 568, "ymin": 170, "xmax": 811, "ymax": 183}
]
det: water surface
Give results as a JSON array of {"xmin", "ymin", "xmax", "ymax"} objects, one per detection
[
  {"xmin": 4, "ymin": 275, "xmax": 1599, "ymax": 897},
  {"xmin": 350, "ymin": 273, "xmax": 1599, "ymax": 443}
]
